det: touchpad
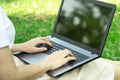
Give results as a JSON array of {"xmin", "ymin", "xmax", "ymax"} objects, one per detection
[{"xmin": 15, "ymin": 52, "xmax": 48, "ymax": 64}]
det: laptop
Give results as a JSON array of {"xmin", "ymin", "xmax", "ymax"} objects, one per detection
[{"xmin": 15, "ymin": 0, "xmax": 116, "ymax": 77}]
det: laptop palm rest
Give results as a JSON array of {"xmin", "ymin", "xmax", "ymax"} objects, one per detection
[{"xmin": 16, "ymin": 52, "xmax": 48, "ymax": 64}]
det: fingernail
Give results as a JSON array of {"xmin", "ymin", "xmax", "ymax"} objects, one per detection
[
  {"xmin": 50, "ymin": 43, "xmax": 53, "ymax": 46},
  {"xmin": 44, "ymin": 48, "xmax": 47, "ymax": 50}
]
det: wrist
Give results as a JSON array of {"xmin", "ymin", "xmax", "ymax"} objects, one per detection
[
  {"xmin": 41, "ymin": 59, "xmax": 52, "ymax": 71},
  {"xmin": 12, "ymin": 43, "xmax": 25, "ymax": 52}
]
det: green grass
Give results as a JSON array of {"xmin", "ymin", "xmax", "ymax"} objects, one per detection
[
  {"xmin": 101, "ymin": 0, "xmax": 120, "ymax": 60},
  {"xmin": 0, "ymin": 0, "xmax": 61, "ymax": 42},
  {"xmin": 0, "ymin": 0, "xmax": 120, "ymax": 61}
]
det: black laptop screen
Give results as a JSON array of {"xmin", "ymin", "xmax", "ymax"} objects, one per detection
[{"xmin": 55, "ymin": 0, "xmax": 113, "ymax": 50}]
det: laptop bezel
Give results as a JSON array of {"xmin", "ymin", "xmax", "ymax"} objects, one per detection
[{"xmin": 52, "ymin": 0, "xmax": 116, "ymax": 56}]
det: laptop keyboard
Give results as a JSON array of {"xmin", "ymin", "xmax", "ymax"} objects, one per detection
[{"xmin": 46, "ymin": 41, "xmax": 89, "ymax": 65}]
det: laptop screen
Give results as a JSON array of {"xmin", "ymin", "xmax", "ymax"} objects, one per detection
[{"xmin": 54, "ymin": 0, "xmax": 113, "ymax": 50}]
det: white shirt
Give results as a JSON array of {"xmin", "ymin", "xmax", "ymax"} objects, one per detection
[{"xmin": 0, "ymin": 7, "xmax": 15, "ymax": 49}]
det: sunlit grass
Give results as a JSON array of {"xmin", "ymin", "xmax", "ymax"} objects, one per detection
[
  {"xmin": 0, "ymin": 0, "xmax": 61, "ymax": 42},
  {"xmin": 0, "ymin": 0, "xmax": 61, "ymax": 20}
]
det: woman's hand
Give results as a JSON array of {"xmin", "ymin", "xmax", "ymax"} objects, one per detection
[
  {"xmin": 43, "ymin": 49, "xmax": 76, "ymax": 70},
  {"xmin": 12, "ymin": 37, "xmax": 52, "ymax": 53}
]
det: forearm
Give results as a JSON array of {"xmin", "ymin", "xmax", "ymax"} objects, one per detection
[
  {"xmin": 0, "ymin": 47, "xmax": 51, "ymax": 80},
  {"xmin": 12, "ymin": 61, "xmax": 50, "ymax": 80},
  {"xmin": 1, "ymin": 58, "xmax": 50, "ymax": 80}
]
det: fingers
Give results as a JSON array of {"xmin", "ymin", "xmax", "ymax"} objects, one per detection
[
  {"xmin": 37, "ymin": 37, "xmax": 52, "ymax": 46},
  {"xmin": 62, "ymin": 49, "xmax": 74, "ymax": 57},
  {"xmin": 38, "ymin": 37, "xmax": 50, "ymax": 43},
  {"xmin": 34, "ymin": 47, "xmax": 47, "ymax": 52},
  {"xmin": 63, "ymin": 49, "xmax": 76, "ymax": 62},
  {"xmin": 65, "ymin": 56, "xmax": 76, "ymax": 62},
  {"xmin": 38, "ymin": 40, "xmax": 52, "ymax": 46},
  {"xmin": 56, "ymin": 49, "xmax": 76, "ymax": 61},
  {"xmin": 40, "ymin": 37, "xmax": 50, "ymax": 42},
  {"xmin": 45, "ymin": 49, "xmax": 76, "ymax": 70}
]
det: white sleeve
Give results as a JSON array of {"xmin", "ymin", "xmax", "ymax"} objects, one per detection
[
  {"xmin": 0, "ymin": 7, "xmax": 15, "ymax": 49},
  {"xmin": 0, "ymin": 26, "xmax": 10, "ymax": 48},
  {"xmin": 0, "ymin": 8, "xmax": 10, "ymax": 48}
]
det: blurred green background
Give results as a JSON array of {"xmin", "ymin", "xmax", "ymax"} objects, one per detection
[{"xmin": 0, "ymin": 0, "xmax": 120, "ymax": 60}]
